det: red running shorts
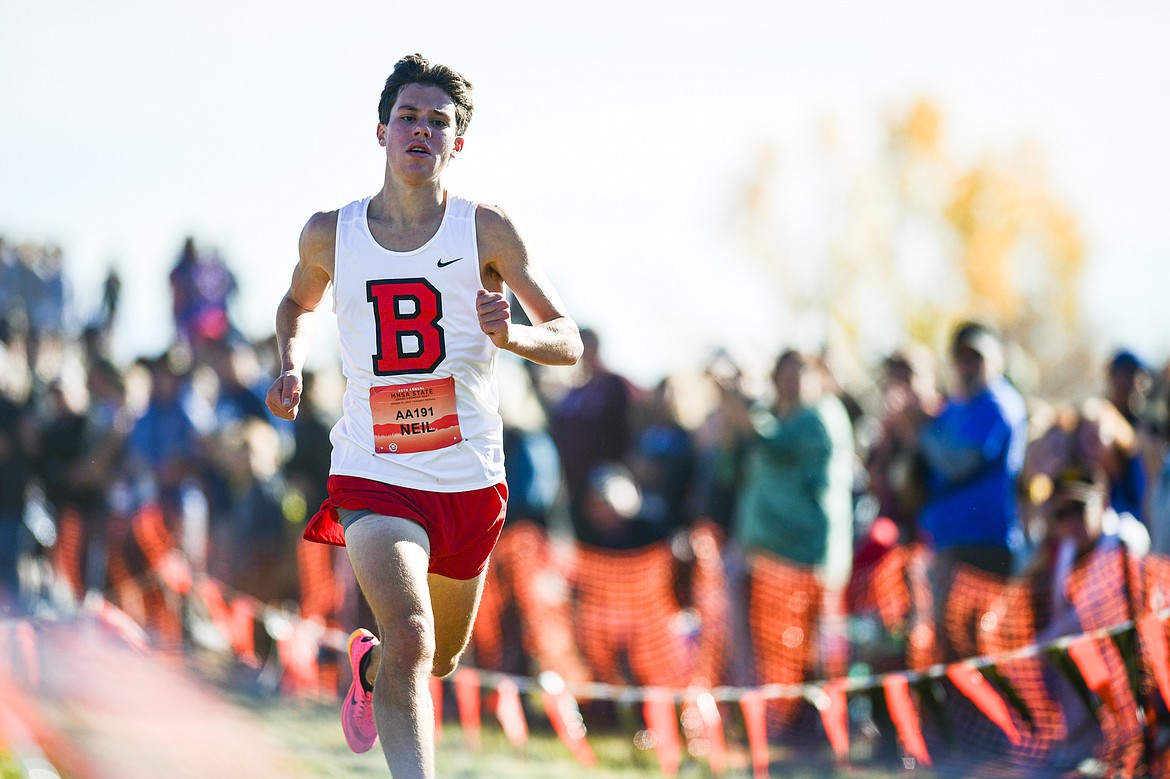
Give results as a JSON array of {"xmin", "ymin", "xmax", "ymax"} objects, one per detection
[{"xmin": 304, "ymin": 474, "xmax": 508, "ymax": 580}]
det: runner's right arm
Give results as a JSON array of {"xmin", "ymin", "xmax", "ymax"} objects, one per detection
[{"xmin": 266, "ymin": 211, "xmax": 337, "ymax": 420}]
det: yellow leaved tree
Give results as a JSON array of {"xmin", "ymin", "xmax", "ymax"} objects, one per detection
[{"xmin": 729, "ymin": 98, "xmax": 1092, "ymax": 400}]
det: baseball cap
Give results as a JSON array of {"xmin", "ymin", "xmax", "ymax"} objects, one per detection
[{"xmin": 1108, "ymin": 348, "xmax": 1148, "ymax": 374}]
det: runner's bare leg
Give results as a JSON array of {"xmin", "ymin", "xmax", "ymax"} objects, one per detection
[
  {"xmin": 345, "ymin": 516, "xmax": 435, "ymax": 779},
  {"xmin": 427, "ymin": 566, "xmax": 489, "ymax": 678},
  {"xmin": 345, "ymin": 516, "xmax": 489, "ymax": 778}
]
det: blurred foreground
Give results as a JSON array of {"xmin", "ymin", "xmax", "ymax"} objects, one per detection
[{"xmin": 0, "ymin": 609, "xmax": 909, "ymax": 779}]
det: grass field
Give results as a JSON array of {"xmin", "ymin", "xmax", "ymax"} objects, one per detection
[
  {"xmin": 228, "ymin": 691, "xmax": 927, "ymax": 778},
  {"xmin": 240, "ymin": 696, "xmax": 691, "ymax": 778},
  {"xmin": 2, "ymin": 661, "xmax": 931, "ymax": 779},
  {"xmin": 2, "ymin": 680, "xmax": 948, "ymax": 778},
  {"xmin": 0, "ymin": 621, "xmax": 931, "ymax": 778}
]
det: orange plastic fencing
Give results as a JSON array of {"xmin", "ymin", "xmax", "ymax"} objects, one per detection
[
  {"xmin": 472, "ymin": 521, "xmax": 589, "ymax": 684},
  {"xmin": 1064, "ymin": 545, "xmax": 1145, "ymax": 774},
  {"xmin": 747, "ymin": 552, "xmax": 821, "ymax": 731},
  {"xmin": 295, "ymin": 537, "xmax": 339, "ymax": 624},
  {"xmin": 684, "ymin": 522, "xmax": 728, "ymax": 688},
  {"xmin": 572, "ymin": 541, "xmax": 692, "ymax": 689}
]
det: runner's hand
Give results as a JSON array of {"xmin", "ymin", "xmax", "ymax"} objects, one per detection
[
  {"xmin": 476, "ymin": 288, "xmax": 512, "ymax": 349},
  {"xmin": 266, "ymin": 371, "xmax": 302, "ymax": 420}
]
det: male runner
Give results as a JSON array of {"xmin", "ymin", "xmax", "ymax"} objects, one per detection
[{"xmin": 265, "ymin": 54, "xmax": 582, "ymax": 777}]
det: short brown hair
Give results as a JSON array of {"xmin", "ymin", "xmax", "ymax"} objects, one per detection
[{"xmin": 377, "ymin": 53, "xmax": 474, "ymax": 135}]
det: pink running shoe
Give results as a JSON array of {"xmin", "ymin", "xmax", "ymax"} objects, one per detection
[{"xmin": 342, "ymin": 628, "xmax": 379, "ymax": 753}]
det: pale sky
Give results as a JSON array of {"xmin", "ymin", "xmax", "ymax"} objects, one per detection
[{"xmin": 3, "ymin": 1, "xmax": 1168, "ymax": 386}]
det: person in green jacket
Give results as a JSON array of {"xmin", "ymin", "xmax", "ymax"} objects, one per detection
[
  {"xmin": 734, "ymin": 351, "xmax": 853, "ymax": 581},
  {"xmin": 726, "ymin": 349, "xmax": 855, "ymax": 724}
]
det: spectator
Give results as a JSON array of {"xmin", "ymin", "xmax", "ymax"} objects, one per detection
[
  {"xmin": 810, "ymin": 354, "xmax": 860, "ymax": 594},
  {"xmin": 168, "ymin": 237, "xmax": 239, "ymax": 354},
  {"xmin": 550, "ymin": 327, "xmax": 636, "ymax": 544},
  {"xmin": 15, "ymin": 243, "xmax": 69, "ymax": 382},
  {"xmin": 30, "ymin": 244, "xmax": 68, "ymax": 342},
  {"xmin": 692, "ymin": 349, "xmax": 749, "ymax": 536},
  {"xmin": 630, "ymin": 376, "xmax": 696, "ymax": 535},
  {"xmin": 1148, "ymin": 389, "xmax": 1170, "ymax": 556},
  {"xmin": 727, "ymin": 349, "xmax": 855, "ymax": 720},
  {"xmin": 31, "ymin": 378, "xmax": 110, "ymax": 598},
  {"xmin": 93, "ymin": 268, "xmax": 122, "ymax": 344},
  {"xmin": 6, "ymin": 245, "xmax": 42, "ymax": 338},
  {"xmin": 732, "ymin": 350, "xmax": 853, "ymax": 588},
  {"xmin": 1099, "ymin": 348, "xmax": 1153, "ymax": 520},
  {"xmin": 1016, "ymin": 463, "xmax": 1149, "ymax": 773},
  {"xmin": 32, "ymin": 380, "xmax": 89, "ymax": 515},
  {"xmin": 124, "ymin": 352, "xmax": 205, "ymax": 529},
  {"xmin": 0, "ymin": 377, "xmax": 36, "ymax": 615},
  {"xmin": 897, "ymin": 322, "xmax": 1027, "ymax": 664},
  {"xmin": 0, "ymin": 236, "xmax": 19, "ymax": 324},
  {"xmin": 1023, "ymin": 395, "xmax": 1149, "ymax": 538},
  {"xmin": 569, "ymin": 463, "xmax": 695, "ymax": 690},
  {"xmin": 556, "ymin": 362, "xmax": 696, "ymax": 690},
  {"xmin": 204, "ymin": 338, "xmax": 271, "ymax": 429},
  {"xmin": 219, "ymin": 418, "xmax": 299, "ymax": 604},
  {"xmin": 865, "ymin": 344, "xmax": 940, "ymax": 543},
  {"xmin": 76, "ymin": 267, "xmax": 122, "ymax": 368},
  {"xmin": 690, "ymin": 351, "xmax": 754, "ymax": 685},
  {"xmin": 909, "ymin": 322, "xmax": 1028, "ymax": 576},
  {"xmin": 72, "ymin": 357, "xmax": 133, "ymax": 594}
]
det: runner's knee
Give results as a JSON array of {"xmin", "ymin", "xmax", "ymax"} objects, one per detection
[{"xmin": 378, "ymin": 613, "xmax": 435, "ymax": 675}]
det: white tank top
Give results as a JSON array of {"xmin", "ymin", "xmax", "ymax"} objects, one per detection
[{"xmin": 328, "ymin": 194, "xmax": 504, "ymax": 491}]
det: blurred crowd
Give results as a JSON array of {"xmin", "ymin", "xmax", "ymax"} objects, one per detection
[{"xmin": 4, "ymin": 234, "xmax": 1170, "ymax": 773}]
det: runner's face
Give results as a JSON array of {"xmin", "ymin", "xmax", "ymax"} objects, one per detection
[{"xmin": 377, "ymin": 83, "xmax": 464, "ymax": 183}]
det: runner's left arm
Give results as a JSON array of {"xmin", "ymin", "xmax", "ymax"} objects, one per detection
[{"xmin": 476, "ymin": 204, "xmax": 582, "ymax": 366}]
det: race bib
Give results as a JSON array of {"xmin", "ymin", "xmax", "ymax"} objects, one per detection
[{"xmin": 370, "ymin": 377, "xmax": 463, "ymax": 454}]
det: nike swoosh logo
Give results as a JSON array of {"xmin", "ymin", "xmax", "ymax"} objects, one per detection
[{"xmin": 436, "ymin": 256, "xmax": 463, "ymax": 268}]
